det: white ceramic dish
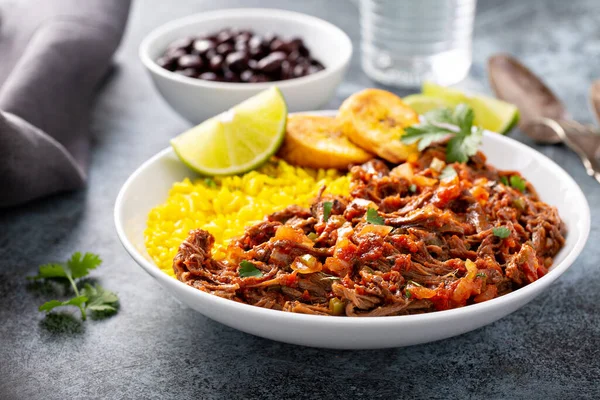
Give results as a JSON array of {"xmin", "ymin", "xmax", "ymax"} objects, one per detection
[
  {"xmin": 139, "ymin": 9, "xmax": 352, "ymax": 124},
  {"xmin": 115, "ymin": 111, "xmax": 590, "ymax": 349}
]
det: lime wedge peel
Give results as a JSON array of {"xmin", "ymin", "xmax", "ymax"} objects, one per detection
[
  {"xmin": 171, "ymin": 87, "xmax": 288, "ymax": 176},
  {"xmin": 408, "ymin": 81, "xmax": 520, "ymax": 135}
]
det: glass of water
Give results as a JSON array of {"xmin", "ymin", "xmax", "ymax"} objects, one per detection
[{"xmin": 359, "ymin": 0, "xmax": 477, "ymax": 88}]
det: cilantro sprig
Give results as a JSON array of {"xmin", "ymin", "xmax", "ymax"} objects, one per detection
[
  {"xmin": 238, "ymin": 260, "xmax": 263, "ymax": 278},
  {"xmin": 401, "ymin": 104, "xmax": 483, "ymax": 163},
  {"xmin": 29, "ymin": 252, "xmax": 118, "ymax": 320},
  {"xmin": 499, "ymin": 174, "xmax": 527, "ymax": 193},
  {"xmin": 322, "ymin": 201, "xmax": 333, "ymax": 222},
  {"xmin": 366, "ymin": 208, "xmax": 385, "ymax": 225},
  {"xmin": 493, "ymin": 227, "xmax": 511, "ymax": 239}
]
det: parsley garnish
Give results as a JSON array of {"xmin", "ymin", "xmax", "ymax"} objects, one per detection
[
  {"xmin": 439, "ymin": 165, "xmax": 457, "ymax": 180},
  {"xmin": 499, "ymin": 176, "xmax": 509, "ymax": 186},
  {"xmin": 509, "ymin": 175, "xmax": 527, "ymax": 193},
  {"xmin": 476, "ymin": 272, "xmax": 487, "ymax": 278},
  {"xmin": 401, "ymin": 104, "xmax": 483, "ymax": 163},
  {"xmin": 366, "ymin": 208, "xmax": 385, "ymax": 225},
  {"xmin": 322, "ymin": 201, "xmax": 333, "ymax": 222},
  {"xmin": 238, "ymin": 261, "xmax": 263, "ymax": 278},
  {"xmin": 493, "ymin": 227, "xmax": 511, "ymax": 239},
  {"xmin": 29, "ymin": 252, "xmax": 118, "ymax": 320}
]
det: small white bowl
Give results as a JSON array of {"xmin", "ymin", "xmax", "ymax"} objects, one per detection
[
  {"xmin": 139, "ymin": 9, "xmax": 353, "ymax": 124},
  {"xmin": 115, "ymin": 111, "xmax": 590, "ymax": 349}
]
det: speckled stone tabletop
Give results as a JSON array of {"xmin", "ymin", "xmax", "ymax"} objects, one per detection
[{"xmin": 1, "ymin": 0, "xmax": 598, "ymax": 399}]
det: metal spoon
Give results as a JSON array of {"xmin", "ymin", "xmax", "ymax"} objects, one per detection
[
  {"xmin": 487, "ymin": 53, "xmax": 569, "ymax": 144},
  {"xmin": 589, "ymin": 79, "xmax": 600, "ymax": 126}
]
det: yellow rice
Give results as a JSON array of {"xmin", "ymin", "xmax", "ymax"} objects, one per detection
[{"xmin": 145, "ymin": 159, "xmax": 351, "ymax": 277}]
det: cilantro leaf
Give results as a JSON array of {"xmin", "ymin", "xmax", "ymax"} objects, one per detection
[
  {"xmin": 66, "ymin": 252, "xmax": 102, "ymax": 279},
  {"xmin": 39, "ymin": 295, "xmax": 88, "ymax": 313},
  {"xmin": 81, "ymin": 284, "xmax": 118, "ymax": 313},
  {"xmin": 28, "ymin": 263, "xmax": 68, "ymax": 280},
  {"xmin": 402, "ymin": 125, "xmax": 452, "ymax": 151},
  {"xmin": 401, "ymin": 103, "xmax": 483, "ymax": 163},
  {"xmin": 493, "ymin": 226, "xmax": 511, "ymax": 239},
  {"xmin": 446, "ymin": 127, "xmax": 483, "ymax": 163},
  {"xmin": 439, "ymin": 165, "xmax": 457, "ymax": 180},
  {"xmin": 238, "ymin": 261, "xmax": 263, "ymax": 278},
  {"xmin": 423, "ymin": 107, "xmax": 454, "ymax": 123},
  {"xmin": 366, "ymin": 208, "xmax": 385, "ymax": 225},
  {"xmin": 509, "ymin": 175, "xmax": 527, "ymax": 193},
  {"xmin": 452, "ymin": 103, "xmax": 475, "ymax": 135},
  {"xmin": 29, "ymin": 252, "xmax": 118, "ymax": 321},
  {"xmin": 322, "ymin": 201, "xmax": 333, "ymax": 222}
]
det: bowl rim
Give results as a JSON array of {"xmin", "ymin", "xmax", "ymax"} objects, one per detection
[
  {"xmin": 139, "ymin": 8, "xmax": 353, "ymax": 91},
  {"xmin": 115, "ymin": 111, "xmax": 590, "ymax": 328}
]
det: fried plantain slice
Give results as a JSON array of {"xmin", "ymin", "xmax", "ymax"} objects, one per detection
[
  {"xmin": 277, "ymin": 115, "xmax": 373, "ymax": 169},
  {"xmin": 338, "ymin": 88, "xmax": 420, "ymax": 163}
]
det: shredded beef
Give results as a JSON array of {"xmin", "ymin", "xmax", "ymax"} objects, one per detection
[{"xmin": 173, "ymin": 146, "xmax": 566, "ymax": 316}]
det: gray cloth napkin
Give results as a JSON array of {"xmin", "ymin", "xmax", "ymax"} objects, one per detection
[{"xmin": 0, "ymin": 0, "xmax": 130, "ymax": 207}]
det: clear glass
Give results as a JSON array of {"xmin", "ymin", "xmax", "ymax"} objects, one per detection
[{"xmin": 360, "ymin": 0, "xmax": 477, "ymax": 88}]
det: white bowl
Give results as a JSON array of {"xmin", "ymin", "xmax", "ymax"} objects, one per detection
[
  {"xmin": 139, "ymin": 9, "xmax": 352, "ymax": 124},
  {"xmin": 115, "ymin": 111, "xmax": 590, "ymax": 349}
]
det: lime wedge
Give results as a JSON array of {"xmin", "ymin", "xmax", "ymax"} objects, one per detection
[
  {"xmin": 469, "ymin": 95, "xmax": 520, "ymax": 134},
  {"xmin": 422, "ymin": 81, "xmax": 468, "ymax": 106},
  {"xmin": 420, "ymin": 81, "xmax": 520, "ymax": 134},
  {"xmin": 171, "ymin": 87, "xmax": 287, "ymax": 176},
  {"xmin": 403, "ymin": 94, "xmax": 452, "ymax": 115}
]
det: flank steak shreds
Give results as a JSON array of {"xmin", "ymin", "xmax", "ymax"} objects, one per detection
[{"xmin": 173, "ymin": 145, "xmax": 566, "ymax": 317}]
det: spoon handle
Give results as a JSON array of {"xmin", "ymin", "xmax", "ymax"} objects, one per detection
[
  {"xmin": 589, "ymin": 80, "xmax": 600, "ymax": 126},
  {"xmin": 540, "ymin": 118, "xmax": 600, "ymax": 183}
]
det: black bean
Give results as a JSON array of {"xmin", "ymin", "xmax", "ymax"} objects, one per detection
[
  {"xmin": 199, "ymin": 72, "xmax": 220, "ymax": 81},
  {"xmin": 270, "ymin": 39, "xmax": 286, "ymax": 52},
  {"xmin": 223, "ymin": 69, "xmax": 240, "ymax": 82},
  {"xmin": 156, "ymin": 56, "xmax": 177, "ymax": 71},
  {"xmin": 166, "ymin": 48, "xmax": 186, "ymax": 59},
  {"xmin": 209, "ymin": 55, "xmax": 224, "ymax": 72},
  {"xmin": 192, "ymin": 39, "xmax": 214, "ymax": 55},
  {"xmin": 281, "ymin": 60, "xmax": 295, "ymax": 79},
  {"xmin": 248, "ymin": 36, "xmax": 263, "ymax": 49},
  {"xmin": 287, "ymin": 50, "xmax": 302, "ymax": 62},
  {"xmin": 297, "ymin": 42, "xmax": 310, "ymax": 57},
  {"xmin": 249, "ymin": 74, "xmax": 270, "ymax": 83},
  {"xmin": 216, "ymin": 43, "xmax": 234, "ymax": 56},
  {"xmin": 175, "ymin": 68, "xmax": 197, "ymax": 78},
  {"xmin": 293, "ymin": 63, "xmax": 309, "ymax": 77},
  {"xmin": 157, "ymin": 30, "xmax": 324, "ymax": 83},
  {"xmin": 256, "ymin": 52, "xmax": 287, "ymax": 73},
  {"xmin": 234, "ymin": 41, "xmax": 248, "ymax": 52},
  {"xmin": 236, "ymin": 31, "xmax": 253, "ymax": 43},
  {"xmin": 240, "ymin": 70, "xmax": 254, "ymax": 82},
  {"xmin": 226, "ymin": 51, "xmax": 249, "ymax": 73},
  {"xmin": 205, "ymin": 48, "xmax": 218, "ymax": 60},
  {"xmin": 263, "ymin": 32, "xmax": 277, "ymax": 46},
  {"xmin": 216, "ymin": 30, "xmax": 234, "ymax": 45},
  {"xmin": 288, "ymin": 38, "xmax": 304, "ymax": 50},
  {"xmin": 168, "ymin": 37, "xmax": 194, "ymax": 52},
  {"xmin": 178, "ymin": 54, "xmax": 203, "ymax": 69}
]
